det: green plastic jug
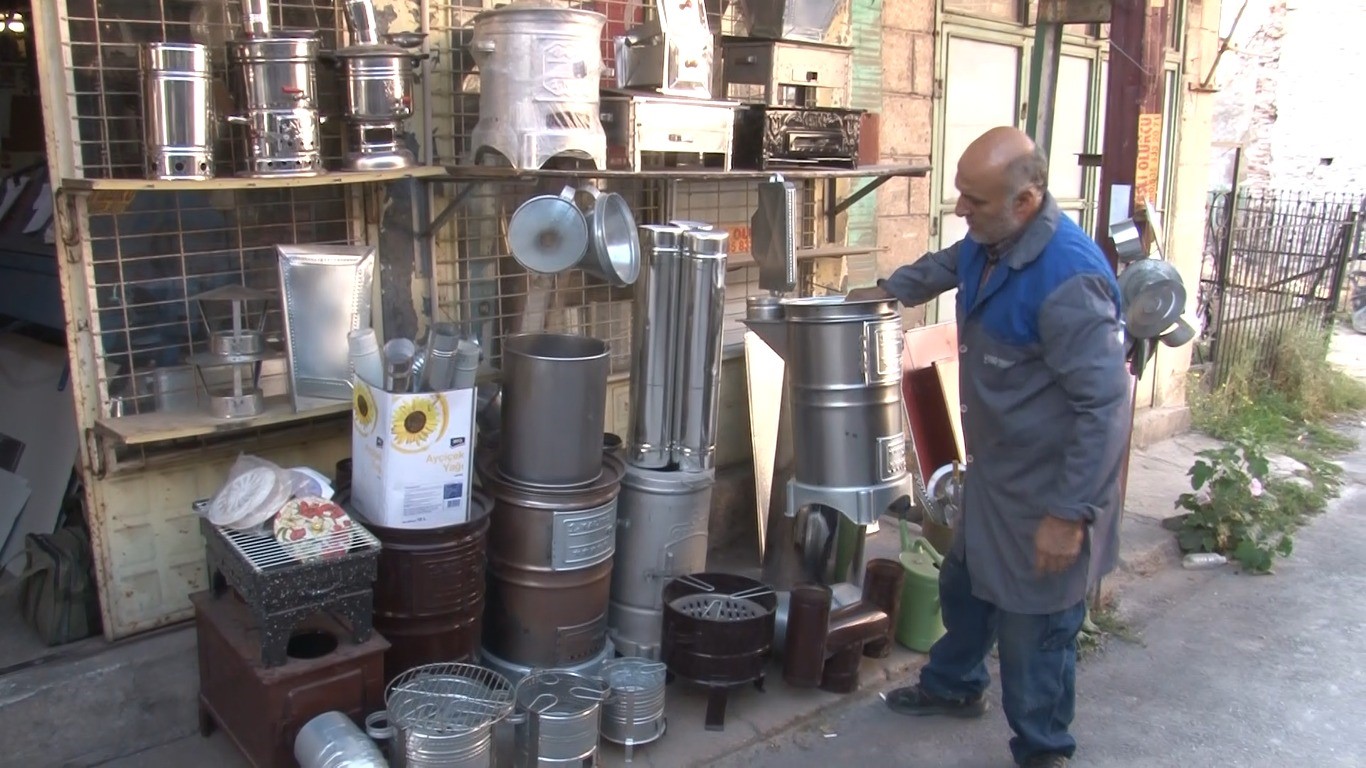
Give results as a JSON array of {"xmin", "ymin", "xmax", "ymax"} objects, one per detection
[{"xmin": 895, "ymin": 521, "xmax": 947, "ymax": 653}]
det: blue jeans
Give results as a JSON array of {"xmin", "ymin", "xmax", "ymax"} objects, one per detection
[{"xmin": 918, "ymin": 553, "xmax": 1087, "ymax": 764}]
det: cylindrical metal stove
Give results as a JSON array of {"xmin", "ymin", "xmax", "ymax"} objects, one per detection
[
  {"xmin": 499, "ymin": 332, "xmax": 610, "ymax": 488},
  {"xmin": 626, "ymin": 224, "xmax": 686, "ymax": 469},
  {"xmin": 467, "ymin": 0, "xmax": 607, "ymax": 170},
  {"xmin": 479, "ymin": 450, "xmax": 621, "ymax": 669},
  {"xmin": 481, "ymin": 637, "xmax": 614, "ymax": 687},
  {"xmin": 226, "ymin": 32, "xmax": 326, "ymax": 177},
  {"xmin": 608, "ymin": 464, "xmax": 715, "ymax": 659},
  {"xmin": 366, "ymin": 492, "xmax": 492, "ymax": 685},
  {"xmin": 600, "ymin": 657, "xmax": 668, "ymax": 761},
  {"xmin": 334, "ymin": 42, "xmax": 421, "ymax": 171},
  {"xmin": 140, "ymin": 43, "xmax": 216, "ymax": 180},
  {"xmin": 382, "ymin": 662, "xmax": 515, "ymax": 768},
  {"xmin": 511, "ymin": 670, "xmax": 609, "ymax": 768},
  {"xmin": 779, "ymin": 295, "xmax": 912, "ymax": 526},
  {"xmin": 673, "ymin": 230, "xmax": 729, "ymax": 471}
]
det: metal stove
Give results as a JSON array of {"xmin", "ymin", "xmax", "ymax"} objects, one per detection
[
  {"xmin": 601, "ymin": 90, "xmax": 739, "ymax": 171},
  {"xmin": 200, "ymin": 511, "xmax": 382, "ymax": 667},
  {"xmin": 334, "ymin": 0, "xmax": 426, "ymax": 170},
  {"xmin": 742, "ymin": 295, "xmax": 913, "ymax": 587},
  {"xmin": 660, "ymin": 573, "xmax": 776, "ymax": 731},
  {"xmin": 140, "ymin": 42, "xmax": 216, "ymax": 180},
  {"xmin": 614, "ymin": 0, "xmax": 715, "ymax": 98},
  {"xmin": 733, "ymin": 104, "xmax": 864, "ymax": 170}
]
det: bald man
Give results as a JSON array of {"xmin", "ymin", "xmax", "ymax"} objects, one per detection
[{"xmin": 848, "ymin": 127, "xmax": 1130, "ymax": 768}]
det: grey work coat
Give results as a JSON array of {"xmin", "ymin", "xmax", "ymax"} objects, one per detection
[{"xmin": 881, "ymin": 196, "xmax": 1132, "ymax": 614}]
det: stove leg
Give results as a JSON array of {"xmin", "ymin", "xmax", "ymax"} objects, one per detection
[
  {"xmin": 334, "ymin": 593, "xmax": 374, "ymax": 644},
  {"xmin": 704, "ymin": 688, "xmax": 729, "ymax": 731},
  {"xmin": 754, "ymin": 674, "xmax": 767, "ymax": 693}
]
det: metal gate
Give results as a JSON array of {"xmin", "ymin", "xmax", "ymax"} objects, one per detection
[{"xmin": 1199, "ymin": 189, "xmax": 1360, "ymax": 383}]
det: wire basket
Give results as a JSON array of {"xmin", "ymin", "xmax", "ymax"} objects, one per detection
[
  {"xmin": 385, "ymin": 663, "xmax": 516, "ymax": 735},
  {"xmin": 668, "ymin": 593, "xmax": 768, "ymax": 622}
]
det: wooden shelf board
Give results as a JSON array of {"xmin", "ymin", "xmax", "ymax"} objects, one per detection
[
  {"xmin": 95, "ymin": 396, "xmax": 350, "ymax": 447},
  {"xmin": 61, "ymin": 166, "xmax": 445, "ymax": 193}
]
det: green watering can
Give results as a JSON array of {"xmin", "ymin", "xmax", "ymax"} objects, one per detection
[{"xmin": 896, "ymin": 521, "xmax": 947, "ymax": 653}]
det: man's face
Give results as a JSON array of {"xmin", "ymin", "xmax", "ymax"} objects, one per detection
[{"xmin": 953, "ymin": 168, "xmax": 1033, "ymax": 246}]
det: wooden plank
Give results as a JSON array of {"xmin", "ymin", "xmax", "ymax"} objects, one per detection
[
  {"xmin": 94, "ymin": 397, "xmax": 350, "ymax": 447},
  {"xmin": 61, "ymin": 166, "xmax": 446, "ymax": 193},
  {"xmin": 933, "ymin": 358, "xmax": 966, "ymax": 464}
]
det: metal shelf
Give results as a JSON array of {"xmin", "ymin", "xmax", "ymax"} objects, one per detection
[
  {"xmin": 94, "ymin": 397, "xmax": 350, "ymax": 447},
  {"xmin": 424, "ymin": 163, "xmax": 931, "ymax": 183},
  {"xmin": 419, "ymin": 163, "xmax": 931, "ymax": 240},
  {"xmin": 728, "ymin": 244, "xmax": 879, "ymax": 269},
  {"xmin": 59, "ymin": 166, "xmax": 446, "ymax": 194}
]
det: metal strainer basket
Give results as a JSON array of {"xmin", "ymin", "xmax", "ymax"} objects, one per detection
[
  {"xmin": 668, "ymin": 576, "xmax": 774, "ymax": 622},
  {"xmin": 385, "ymin": 662, "xmax": 516, "ymax": 735}
]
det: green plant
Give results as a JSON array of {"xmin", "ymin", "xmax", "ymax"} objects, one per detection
[{"xmin": 1175, "ymin": 438, "xmax": 1295, "ymax": 573}]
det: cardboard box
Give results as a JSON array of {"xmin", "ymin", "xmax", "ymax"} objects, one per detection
[{"xmin": 350, "ymin": 378, "xmax": 476, "ymax": 529}]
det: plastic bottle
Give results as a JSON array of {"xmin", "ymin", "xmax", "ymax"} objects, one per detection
[{"xmin": 1182, "ymin": 552, "xmax": 1228, "ymax": 570}]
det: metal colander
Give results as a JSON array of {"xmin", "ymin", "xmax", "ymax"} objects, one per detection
[{"xmin": 385, "ymin": 662, "xmax": 515, "ymax": 734}]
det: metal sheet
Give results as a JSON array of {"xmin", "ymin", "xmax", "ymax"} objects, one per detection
[{"xmin": 277, "ymin": 244, "xmax": 377, "ymax": 412}]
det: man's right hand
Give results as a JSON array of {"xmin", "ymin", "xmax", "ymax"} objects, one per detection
[{"xmin": 845, "ymin": 284, "xmax": 893, "ymax": 303}]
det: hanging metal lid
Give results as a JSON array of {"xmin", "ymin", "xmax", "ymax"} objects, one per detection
[{"xmin": 1118, "ymin": 258, "xmax": 1188, "ymax": 340}]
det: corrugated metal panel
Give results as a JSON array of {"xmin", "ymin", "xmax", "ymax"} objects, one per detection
[{"xmin": 846, "ymin": 0, "xmax": 885, "ymax": 283}]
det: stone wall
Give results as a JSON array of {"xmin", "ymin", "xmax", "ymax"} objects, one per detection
[{"xmin": 1211, "ymin": 0, "xmax": 1366, "ymax": 192}]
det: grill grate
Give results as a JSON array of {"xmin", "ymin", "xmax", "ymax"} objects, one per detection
[
  {"xmin": 219, "ymin": 520, "xmax": 381, "ymax": 572},
  {"xmin": 386, "ymin": 662, "xmax": 516, "ymax": 734},
  {"xmin": 669, "ymin": 593, "xmax": 767, "ymax": 622}
]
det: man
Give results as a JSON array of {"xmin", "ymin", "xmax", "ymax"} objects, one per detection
[{"xmin": 847, "ymin": 126, "xmax": 1131, "ymax": 768}]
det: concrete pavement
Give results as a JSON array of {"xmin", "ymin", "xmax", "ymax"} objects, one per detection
[{"xmin": 713, "ymin": 423, "xmax": 1366, "ymax": 768}]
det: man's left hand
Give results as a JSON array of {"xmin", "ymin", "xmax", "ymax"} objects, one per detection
[{"xmin": 1034, "ymin": 515, "xmax": 1085, "ymax": 575}]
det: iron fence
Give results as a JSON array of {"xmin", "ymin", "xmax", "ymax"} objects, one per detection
[{"xmin": 1199, "ymin": 189, "xmax": 1361, "ymax": 383}]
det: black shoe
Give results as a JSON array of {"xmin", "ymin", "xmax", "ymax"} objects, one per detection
[
  {"xmin": 883, "ymin": 684, "xmax": 988, "ymax": 718},
  {"xmin": 1020, "ymin": 754, "xmax": 1070, "ymax": 768}
]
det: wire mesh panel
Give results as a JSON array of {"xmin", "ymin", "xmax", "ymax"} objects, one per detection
[
  {"xmin": 62, "ymin": 0, "xmax": 346, "ymax": 179},
  {"xmin": 87, "ymin": 188, "xmax": 352, "ymax": 417}
]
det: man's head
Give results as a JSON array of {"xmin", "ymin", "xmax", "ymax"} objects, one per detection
[{"xmin": 953, "ymin": 127, "xmax": 1049, "ymax": 246}]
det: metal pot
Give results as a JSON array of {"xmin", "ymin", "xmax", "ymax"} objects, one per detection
[
  {"xmin": 508, "ymin": 187, "xmax": 590, "ymax": 275},
  {"xmin": 335, "ymin": 46, "xmax": 417, "ymax": 123},
  {"xmin": 468, "ymin": 0, "xmax": 607, "ymax": 170},
  {"xmin": 510, "ymin": 670, "xmax": 610, "ymax": 768},
  {"xmin": 577, "ymin": 186, "xmax": 642, "ymax": 287},
  {"xmin": 1118, "ymin": 257, "xmax": 1188, "ymax": 339},
  {"xmin": 139, "ymin": 42, "xmax": 216, "ymax": 180}
]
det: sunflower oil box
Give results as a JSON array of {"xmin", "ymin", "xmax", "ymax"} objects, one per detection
[{"xmin": 349, "ymin": 377, "xmax": 477, "ymax": 529}]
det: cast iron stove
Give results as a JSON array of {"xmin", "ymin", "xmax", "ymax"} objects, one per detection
[
  {"xmin": 733, "ymin": 104, "xmax": 864, "ymax": 170},
  {"xmin": 200, "ymin": 507, "xmax": 382, "ymax": 667},
  {"xmin": 660, "ymin": 572, "xmax": 776, "ymax": 731}
]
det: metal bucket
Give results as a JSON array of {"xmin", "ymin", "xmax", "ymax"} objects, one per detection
[
  {"xmin": 781, "ymin": 295, "xmax": 908, "ymax": 490},
  {"xmin": 139, "ymin": 42, "xmax": 215, "ymax": 180},
  {"xmin": 608, "ymin": 464, "xmax": 715, "ymax": 659},
  {"xmin": 468, "ymin": 0, "xmax": 607, "ymax": 170},
  {"xmin": 295, "ymin": 711, "xmax": 387, "ymax": 768},
  {"xmin": 511, "ymin": 670, "xmax": 610, "ymax": 768},
  {"xmin": 227, "ymin": 33, "xmax": 325, "ymax": 176},
  {"xmin": 498, "ymin": 332, "xmax": 610, "ymax": 487},
  {"xmin": 600, "ymin": 658, "xmax": 667, "ymax": 758}
]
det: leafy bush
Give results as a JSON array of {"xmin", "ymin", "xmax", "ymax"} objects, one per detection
[{"xmin": 1175, "ymin": 439, "xmax": 1297, "ymax": 574}]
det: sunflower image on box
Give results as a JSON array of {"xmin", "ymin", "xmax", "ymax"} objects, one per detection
[{"xmin": 351, "ymin": 377, "xmax": 477, "ymax": 530}]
